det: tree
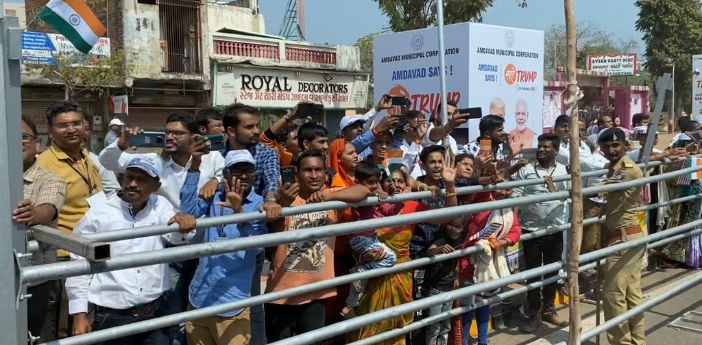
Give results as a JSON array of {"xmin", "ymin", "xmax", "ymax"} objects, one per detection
[
  {"xmin": 41, "ymin": 52, "xmax": 125, "ymax": 99},
  {"xmin": 544, "ymin": 21, "xmax": 631, "ymax": 71},
  {"xmin": 354, "ymin": 32, "xmax": 384, "ymax": 107},
  {"xmin": 636, "ymin": 0, "xmax": 702, "ymax": 116},
  {"xmin": 373, "ymin": 0, "xmax": 495, "ymax": 32}
]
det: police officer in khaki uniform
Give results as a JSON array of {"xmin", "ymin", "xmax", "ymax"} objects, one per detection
[{"xmin": 598, "ymin": 128, "xmax": 646, "ymax": 345}]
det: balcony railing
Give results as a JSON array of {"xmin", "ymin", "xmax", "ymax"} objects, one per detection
[
  {"xmin": 213, "ymin": 36, "xmax": 337, "ymax": 67},
  {"xmin": 213, "ymin": 40, "xmax": 279, "ymax": 60}
]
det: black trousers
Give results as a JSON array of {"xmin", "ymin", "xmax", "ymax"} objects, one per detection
[
  {"xmin": 27, "ymin": 280, "xmax": 62, "ymax": 342},
  {"xmin": 523, "ymin": 231, "xmax": 563, "ymax": 314},
  {"xmin": 92, "ymin": 301, "xmax": 170, "ymax": 345},
  {"xmin": 265, "ymin": 299, "xmax": 326, "ymax": 341}
]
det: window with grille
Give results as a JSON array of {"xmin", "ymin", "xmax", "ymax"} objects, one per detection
[{"xmin": 159, "ymin": 0, "xmax": 202, "ymax": 74}]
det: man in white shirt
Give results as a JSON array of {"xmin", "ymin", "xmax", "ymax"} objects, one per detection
[
  {"xmin": 423, "ymin": 101, "xmax": 465, "ymax": 153},
  {"xmin": 99, "ymin": 113, "xmax": 224, "ymax": 210},
  {"xmin": 82, "ymin": 119, "xmax": 120, "ymax": 194},
  {"xmin": 585, "ymin": 115, "xmax": 614, "ymax": 152},
  {"xmin": 513, "ymin": 133, "xmax": 571, "ymax": 332},
  {"xmin": 98, "ymin": 112, "xmax": 223, "ymax": 343},
  {"xmin": 67, "ymin": 156, "xmax": 196, "ymax": 343},
  {"xmin": 552, "ymin": 115, "xmax": 609, "ymax": 253}
]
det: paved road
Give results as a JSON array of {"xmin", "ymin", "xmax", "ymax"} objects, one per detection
[{"xmin": 488, "ymin": 268, "xmax": 702, "ymax": 345}]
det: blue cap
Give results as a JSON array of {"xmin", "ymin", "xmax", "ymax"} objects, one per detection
[{"xmin": 126, "ymin": 156, "xmax": 162, "ymax": 179}]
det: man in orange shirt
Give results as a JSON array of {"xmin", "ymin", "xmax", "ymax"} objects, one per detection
[{"xmin": 264, "ymin": 150, "xmax": 377, "ymax": 341}]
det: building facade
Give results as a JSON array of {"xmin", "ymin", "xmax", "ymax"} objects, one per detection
[{"xmin": 19, "ymin": 0, "xmax": 367, "ymax": 148}]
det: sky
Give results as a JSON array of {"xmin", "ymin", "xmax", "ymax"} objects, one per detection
[{"xmin": 258, "ymin": 0, "xmax": 642, "ymax": 48}]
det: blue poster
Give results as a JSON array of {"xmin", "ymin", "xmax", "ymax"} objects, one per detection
[{"xmin": 22, "ymin": 31, "xmax": 57, "ymax": 65}]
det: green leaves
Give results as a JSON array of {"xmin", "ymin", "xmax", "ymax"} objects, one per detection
[
  {"xmin": 636, "ymin": 0, "xmax": 702, "ymax": 114},
  {"xmin": 373, "ymin": 0, "xmax": 495, "ymax": 32}
]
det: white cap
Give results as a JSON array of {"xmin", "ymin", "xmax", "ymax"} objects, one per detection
[
  {"xmin": 225, "ymin": 150, "xmax": 255, "ymax": 168},
  {"xmin": 339, "ymin": 115, "xmax": 365, "ymax": 132},
  {"xmin": 126, "ymin": 155, "xmax": 162, "ymax": 179},
  {"xmin": 633, "ymin": 126, "xmax": 661, "ymax": 135},
  {"xmin": 109, "ymin": 118, "xmax": 124, "ymax": 126}
]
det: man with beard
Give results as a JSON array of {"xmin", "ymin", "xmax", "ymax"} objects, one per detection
[
  {"xmin": 37, "ymin": 100, "xmax": 103, "ymax": 249},
  {"xmin": 99, "ymin": 112, "xmax": 225, "ymax": 343},
  {"xmin": 221, "ymin": 103, "xmax": 281, "ymax": 345},
  {"xmin": 180, "ymin": 149, "xmax": 271, "ymax": 345},
  {"xmin": 508, "ymin": 100, "xmax": 536, "ymax": 153},
  {"xmin": 66, "ymin": 156, "xmax": 197, "ymax": 343},
  {"xmin": 513, "ymin": 133, "xmax": 570, "ymax": 332},
  {"xmin": 597, "ymin": 128, "xmax": 646, "ymax": 345},
  {"xmin": 100, "ymin": 112, "xmax": 224, "ymax": 208},
  {"xmin": 264, "ymin": 150, "xmax": 379, "ymax": 341},
  {"xmin": 586, "ymin": 115, "xmax": 614, "ymax": 152}
]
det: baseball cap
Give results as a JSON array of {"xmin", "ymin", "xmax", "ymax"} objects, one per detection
[
  {"xmin": 339, "ymin": 116, "xmax": 366, "ymax": 132},
  {"xmin": 225, "ymin": 150, "xmax": 255, "ymax": 169},
  {"xmin": 109, "ymin": 118, "xmax": 125, "ymax": 126},
  {"xmin": 632, "ymin": 126, "xmax": 661, "ymax": 135},
  {"xmin": 126, "ymin": 156, "xmax": 162, "ymax": 179},
  {"xmin": 597, "ymin": 127, "xmax": 627, "ymax": 143}
]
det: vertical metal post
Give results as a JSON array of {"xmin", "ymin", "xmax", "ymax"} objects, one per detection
[
  {"xmin": 671, "ymin": 62, "xmax": 675, "ymax": 130},
  {"xmin": 436, "ymin": 0, "xmax": 449, "ymax": 142},
  {"xmin": 0, "ymin": 15, "xmax": 29, "ymax": 345}
]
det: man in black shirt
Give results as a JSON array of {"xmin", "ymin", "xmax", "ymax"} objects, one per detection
[{"xmin": 423, "ymin": 222, "xmax": 465, "ymax": 345}]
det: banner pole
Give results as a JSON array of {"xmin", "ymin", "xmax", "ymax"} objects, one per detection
[{"xmin": 436, "ymin": 0, "xmax": 449, "ymax": 147}]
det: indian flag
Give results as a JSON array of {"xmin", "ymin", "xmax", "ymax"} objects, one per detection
[{"xmin": 38, "ymin": 0, "xmax": 107, "ymax": 54}]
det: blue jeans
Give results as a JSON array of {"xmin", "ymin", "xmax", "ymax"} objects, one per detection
[
  {"xmin": 425, "ymin": 288, "xmax": 452, "ymax": 345},
  {"xmin": 461, "ymin": 295, "xmax": 490, "ymax": 345}
]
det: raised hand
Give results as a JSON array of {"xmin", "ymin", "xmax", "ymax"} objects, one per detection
[
  {"xmin": 117, "ymin": 126, "xmax": 140, "ymax": 151},
  {"xmin": 442, "ymin": 150, "xmax": 457, "ymax": 185},
  {"xmin": 216, "ymin": 178, "xmax": 244, "ymax": 212},
  {"xmin": 375, "ymin": 94, "xmax": 393, "ymax": 112}
]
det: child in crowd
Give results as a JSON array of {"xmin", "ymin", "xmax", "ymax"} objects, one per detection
[
  {"xmin": 341, "ymin": 161, "xmax": 401, "ymax": 318},
  {"xmin": 423, "ymin": 220, "xmax": 466, "ymax": 345},
  {"xmin": 460, "ymin": 188, "xmax": 522, "ymax": 345}
]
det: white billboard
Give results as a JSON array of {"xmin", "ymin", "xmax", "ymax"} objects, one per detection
[
  {"xmin": 586, "ymin": 54, "xmax": 638, "ymax": 76},
  {"xmin": 373, "ymin": 23, "xmax": 544, "ymax": 146},
  {"xmin": 693, "ymin": 55, "xmax": 702, "ymax": 122},
  {"xmin": 467, "ymin": 24, "xmax": 544, "ymax": 151},
  {"xmin": 214, "ymin": 65, "xmax": 369, "ymax": 109},
  {"xmin": 373, "ymin": 23, "xmax": 471, "ymax": 114}
]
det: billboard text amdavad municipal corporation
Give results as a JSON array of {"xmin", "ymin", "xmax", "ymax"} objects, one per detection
[{"xmin": 373, "ymin": 22, "xmax": 545, "ymax": 147}]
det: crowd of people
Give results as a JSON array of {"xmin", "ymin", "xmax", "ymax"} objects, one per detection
[{"xmin": 12, "ymin": 97, "xmax": 701, "ymax": 345}]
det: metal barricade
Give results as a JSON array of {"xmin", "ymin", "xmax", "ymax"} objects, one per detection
[{"xmin": 16, "ymin": 163, "xmax": 699, "ymax": 345}]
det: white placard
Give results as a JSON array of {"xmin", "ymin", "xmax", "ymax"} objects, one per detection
[
  {"xmin": 693, "ymin": 55, "xmax": 702, "ymax": 121},
  {"xmin": 373, "ymin": 22, "xmax": 545, "ymax": 145},
  {"xmin": 586, "ymin": 54, "xmax": 638, "ymax": 76},
  {"xmin": 213, "ymin": 66, "xmax": 368, "ymax": 109}
]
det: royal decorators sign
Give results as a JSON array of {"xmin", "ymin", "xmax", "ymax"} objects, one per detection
[{"xmin": 214, "ymin": 65, "xmax": 369, "ymax": 109}]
